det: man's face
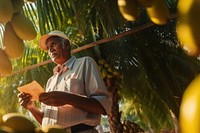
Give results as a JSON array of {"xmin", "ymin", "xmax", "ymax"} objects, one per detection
[{"xmin": 46, "ymin": 36, "xmax": 70, "ymax": 64}]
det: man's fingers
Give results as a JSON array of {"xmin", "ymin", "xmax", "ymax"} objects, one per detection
[{"xmin": 18, "ymin": 93, "xmax": 31, "ymax": 98}]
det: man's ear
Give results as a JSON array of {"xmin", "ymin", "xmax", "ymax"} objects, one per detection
[
  {"xmin": 66, "ymin": 44, "xmax": 71, "ymax": 50},
  {"xmin": 61, "ymin": 39, "xmax": 70, "ymax": 49},
  {"xmin": 65, "ymin": 40, "xmax": 70, "ymax": 49}
]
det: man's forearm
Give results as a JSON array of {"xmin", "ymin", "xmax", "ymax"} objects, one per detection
[
  {"xmin": 39, "ymin": 91, "xmax": 107, "ymax": 115},
  {"xmin": 29, "ymin": 107, "xmax": 44, "ymax": 125},
  {"xmin": 67, "ymin": 93, "xmax": 107, "ymax": 115}
]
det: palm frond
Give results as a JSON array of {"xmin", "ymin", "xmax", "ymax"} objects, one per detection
[{"xmin": 1, "ymin": 0, "xmax": 200, "ymax": 132}]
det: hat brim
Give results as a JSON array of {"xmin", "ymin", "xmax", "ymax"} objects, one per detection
[{"xmin": 39, "ymin": 34, "xmax": 55, "ymax": 51}]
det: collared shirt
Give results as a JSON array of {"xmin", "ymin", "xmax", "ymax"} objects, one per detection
[{"xmin": 41, "ymin": 56, "xmax": 112, "ymax": 128}]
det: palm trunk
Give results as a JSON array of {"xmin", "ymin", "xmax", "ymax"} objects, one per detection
[{"xmin": 105, "ymin": 78, "xmax": 123, "ymax": 133}]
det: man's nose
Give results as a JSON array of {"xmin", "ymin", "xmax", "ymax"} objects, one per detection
[{"xmin": 48, "ymin": 46, "xmax": 54, "ymax": 52}]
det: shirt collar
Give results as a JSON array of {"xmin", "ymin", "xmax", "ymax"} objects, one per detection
[
  {"xmin": 53, "ymin": 56, "xmax": 76, "ymax": 74},
  {"xmin": 64, "ymin": 56, "xmax": 76, "ymax": 70}
]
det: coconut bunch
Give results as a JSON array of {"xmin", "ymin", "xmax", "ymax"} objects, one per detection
[
  {"xmin": 0, "ymin": 0, "xmax": 37, "ymax": 76},
  {"xmin": 117, "ymin": 0, "xmax": 170, "ymax": 25},
  {"xmin": 0, "ymin": 113, "xmax": 67, "ymax": 133},
  {"xmin": 97, "ymin": 59, "xmax": 122, "ymax": 80}
]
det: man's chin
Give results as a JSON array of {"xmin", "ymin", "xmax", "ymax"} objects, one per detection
[
  {"xmin": 51, "ymin": 57, "xmax": 57, "ymax": 62},
  {"xmin": 51, "ymin": 55, "xmax": 58, "ymax": 60}
]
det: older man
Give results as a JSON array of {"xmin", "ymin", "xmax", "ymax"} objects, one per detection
[{"xmin": 18, "ymin": 30, "xmax": 112, "ymax": 133}]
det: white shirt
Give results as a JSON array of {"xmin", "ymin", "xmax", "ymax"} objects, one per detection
[{"xmin": 41, "ymin": 56, "xmax": 112, "ymax": 128}]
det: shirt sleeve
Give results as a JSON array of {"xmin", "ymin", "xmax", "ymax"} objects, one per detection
[{"xmin": 83, "ymin": 57, "xmax": 112, "ymax": 115}]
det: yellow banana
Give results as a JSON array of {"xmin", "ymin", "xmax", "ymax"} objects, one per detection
[
  {"xmin": 176, "ymin": 0, "xmax": 200, "ymax": 56},
  {"xmin": 118, "ymin": 0, "xmax": 141, "ymax": 21},
  {"xmin": 176, "ymin": 20, "xmax": 200, "ymax": 56},
  {"xmin": 146, "ymin": 0, "xmax": 170, "ymax": 25},
  {"xmin": 180, "ymin": 75, "xmax": 200, "ymax": 133}
]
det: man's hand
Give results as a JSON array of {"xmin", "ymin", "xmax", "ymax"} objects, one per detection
[
  {"xmin": 39, "ymin": 91, "xmax": 68, "ymax": 106},
  {"xmin": 18, "ymin": 93, "xmax": 34, "ymax": 109},
  {"xmin": 18, "ymin": 92, "xmax": 44, "ymax": 125}
]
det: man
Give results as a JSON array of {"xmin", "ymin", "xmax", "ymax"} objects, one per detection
[{"xmin": 18, "ymin": 30, "xmax": 112, "ymax": 133}]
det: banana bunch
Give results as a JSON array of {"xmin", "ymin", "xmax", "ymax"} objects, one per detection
[
  {"xmin": 117, "ymin": 0, "xmax": 170, "ymax": 25},
  {"xmin": 122, "ymin": 120, "xmax": 144, "ymax": 133},
  {"xmin": 0, "ymin": 0, "xmax": 37, "ymax": 76},
  {"xmin": 97, "ymin": 59, "xmax": 121, "ymax": 80},
  {"xmin": 0, "ymin": 113, "xmax": 67, "ymax": 133},
  {"xmin": 176, "ymin": 0, "xmax": 200, "ymax": 56}
]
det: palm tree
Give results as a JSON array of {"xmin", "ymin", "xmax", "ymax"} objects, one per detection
[{"xmin": 1, "ymin": 0, "xmax": 200, "ymax": 132}]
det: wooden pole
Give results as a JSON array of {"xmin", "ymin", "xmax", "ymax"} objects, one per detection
[{"xmin": 1, "ymin": 13, "xmax": 178, "ymax": 78}]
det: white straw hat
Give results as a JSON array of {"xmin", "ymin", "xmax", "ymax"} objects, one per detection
[{"xmin": 39, "ymin": 30, "xmax": 71, "ymax": 50}]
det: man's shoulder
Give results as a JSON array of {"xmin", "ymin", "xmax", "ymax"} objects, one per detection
[
  {"xmin": 77, "ymin": 56, "xmax": 95, "ymax": 62},
  {"xmin": 74, "ymin": 56, "xmax": 98, "ymax": 67}
]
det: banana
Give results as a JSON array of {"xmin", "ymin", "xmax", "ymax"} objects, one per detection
[
  {"xmin": 176, "ymin": 0, "xmax": 200, "ymax": 56},
  {"xmin": 146, "ymin": 0, "xmax": 170, "ymax": 25},
  {"xmin": 180, "ymin": 75, "xmax": 200, "ymax": 133},
  {"xmin": 177, "ymin": 0, "xmax": 193, "ymax": 15},
  {"xmin": 176, "ymin": 20, "xmax": 200, "ymax": 56},
  {"xmin": 118, "ymin": 0, "xmax": 141, "ymax": 21}
]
